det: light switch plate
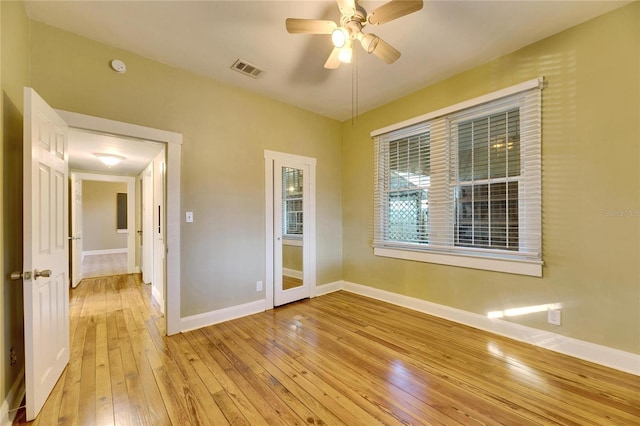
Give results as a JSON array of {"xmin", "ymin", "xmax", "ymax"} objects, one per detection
[{"xmin": 186, "ymin": 211, "xmax": 193, "ymax": 223}]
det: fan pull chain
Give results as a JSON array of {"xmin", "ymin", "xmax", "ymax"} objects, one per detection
[{"xmin": 351, "ymin": 46, "xmax": 359, "ymax": 124}]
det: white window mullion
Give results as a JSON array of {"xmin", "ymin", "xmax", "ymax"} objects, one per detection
[{"xmin": 427, "ymin": 117, "xmax": 448, "ymax": 247}]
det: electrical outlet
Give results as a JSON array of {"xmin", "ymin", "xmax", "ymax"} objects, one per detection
[
  {"xmin": 547, "ymin": 309, "xmax": 561, "ymax": 326},
  {"xmin": 10, "ymin": 347, "xmax": 16, "ymax": 366},
  {"xmin": 256, "ymin": 281, "xmax": 263, "ymax": 292}
]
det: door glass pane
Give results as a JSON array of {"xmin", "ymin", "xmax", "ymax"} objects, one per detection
[{"xmin": 282, "ymin": 167, "xmax": 303, "ymax": 290}]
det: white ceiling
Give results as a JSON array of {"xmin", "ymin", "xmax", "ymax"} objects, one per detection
[
  {"xmin": 68, "ymin": 129, "xmax": 164, "ymax": 175},
  {"xmin": 25, "ymin": 1, "xmax": 629, "ymax": 121}
]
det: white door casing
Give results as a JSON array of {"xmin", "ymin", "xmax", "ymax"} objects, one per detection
[
  {"xmin": 56, "ymin": 109, "xmax": 182, "ymax": 335},
  {"xmin": 23, "ymin": 88, "xmax": 70, "ymax": 421},
  {"xmin": 70, "ymin": 173, "xmax": 83, "ymax": 287},
  {"xmin": 264, "ymin": 150, "xmax": 316, "ymax": 309}
]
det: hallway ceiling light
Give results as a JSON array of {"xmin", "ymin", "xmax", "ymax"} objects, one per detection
[{"xmin": 95, "ymin": 153, "xmax": 126, "ymax": 167}]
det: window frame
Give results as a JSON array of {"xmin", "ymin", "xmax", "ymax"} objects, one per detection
[{"xmin": 372, "ymin": 78, "xmax": 543, "ymax": 277}]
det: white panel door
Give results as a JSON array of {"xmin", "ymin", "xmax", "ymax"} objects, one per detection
[
  {"xmin": 152, "ymin": 152, "xmax": 165, "ymax": 313},
  {"xmin": 23, "ymin": 88, "xmax": 70, "ymax": 421},
  {"xmin": 70, "ymin": 173, "xmax": 82, "ymax": 287},
  {"xmin": 141, "ymin": 163, "xmax": 153, "ymax": 283}
]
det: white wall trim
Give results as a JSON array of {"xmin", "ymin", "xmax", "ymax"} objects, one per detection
[
  {"xmin": 152, "ymin": 286, "xmax": 164, "ymax": 314},
  {"xmin": 1, "ymin": 369, "xmax": 25, "ymax": 426},
  {"xmin": 341, "ymin": 281, "xmax": 640, "ymax": 376},
  {"xmin": 180, "ymin": 300, "xmax": 265, "ymax": 332},
  {"xmin": 282, "ymin": 268, "xmax": 303, "ymax": 280},
  {"xmin": 374, "ymin": 247, "xmax": 542, "ymax": 277},
  {"xmin": 59, "ymin": 110, "xmax": 182, "ymax": 336},
  {"xmin": 313, "ymin": 280, "xmax": 344, "ymax": 297}
]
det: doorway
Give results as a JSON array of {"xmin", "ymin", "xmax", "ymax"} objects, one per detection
[
  {"xmin": 69, "ymin": 171, "xmax": 137, "ymax": 286},
  {"xmin": 58, "ymin": 109, "xmax": 182, "ymax": 335},
  {"xmin": 264, "ymin": 150, "xmax": 316, "ymax": 309}
]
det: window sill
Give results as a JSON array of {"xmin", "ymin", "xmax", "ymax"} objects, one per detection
[
  {"xmin": 116, "ymin": 229, "xmax": 128, "ymax": 234},
  {"xmin": 374, "ymin": 247, "xmax": 542, "ymax": 277}
]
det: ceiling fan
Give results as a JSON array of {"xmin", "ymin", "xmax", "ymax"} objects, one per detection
[{"xmin": 286, "ymin": 0, "xmax": 423, "ymax": 69}]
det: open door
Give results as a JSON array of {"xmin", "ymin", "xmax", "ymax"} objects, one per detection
[
  {"xmin": 141, "ymin": 163, "xmax": 153, "ymax": 284},
  {"xmin": 70, "ymin": 173, "xmax": 83, "ymax": 287},
  {"xmin": 152, "ymin": 151, "xmax": 166, "ymax": 313},
  {"xmin": 21, "ymin": 88, "xmax": 70, "ymax": 420}
]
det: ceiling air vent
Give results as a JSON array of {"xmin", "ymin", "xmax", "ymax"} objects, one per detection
[{"xmin": 231, "ymin": 59, "xmax": 265, "ymax": 79}]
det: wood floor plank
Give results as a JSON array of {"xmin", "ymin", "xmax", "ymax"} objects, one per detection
[
  {"xmin": 220, "ymin": 319, "xmax": 387, "ymax": 426},
  {"xmin": 320, "ymin": 292, "xmax": 640, "ymax": 424},
  {"xmin": 77, "ymin": 315, "xmax": 97, "ymax": 426},
  {"xmin": 56, "ymin": 312, "xmax": 89, "ymax": 425},
  {"xmin": 206, "ymin": 322, "xmax": 314, "ymax": 425},
  {"xmin": 164, "ymin": 334, "xmax": 230, "ymax": 425},
  {"xmin": 15, "ymin": 276, "xmax": 640, "ymax": 426},
  {"xmin": 115, "ymin": 309, "xmax": 153, "ymax": 425},
  {"xmin": 122, "ymin": 307, "xmax": 171, "ymax": 424},
  {"xmin": 193, "ymin": 328, "xmax": 270, "ymax": 425}
]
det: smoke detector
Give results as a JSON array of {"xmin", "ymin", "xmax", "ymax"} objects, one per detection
[{"xmin": 110, "ymin": 59, "xmax": 127, "ymax": 73}]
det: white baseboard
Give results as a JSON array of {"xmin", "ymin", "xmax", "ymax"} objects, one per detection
[
  {"xmin": 152, "ymin": 286, "xmax": 165, "ymax": 315},
  {"xmin": 82, "ymin": 248, "xmax": 127, "ymax": 256},
  {"xmin": 342, "ymin": 281, "xmax": 640, "ymax": 376},
  {"xmin": 181, "ymin": 299, "xmax": 265, "ymax": 332},
  {"xmin": 1, "ymin": 369, "xmax": 25, "ymax": 426},
  {"xmin": 283, "ymin": 268, "xmax": 303, "ymax": 280},
  {"xmin": 314, "ymin": 280, "xmax": 344, "ymax": 297}
]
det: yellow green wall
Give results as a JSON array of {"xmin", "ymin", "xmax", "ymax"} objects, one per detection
[
  {"xmin": 28, "ymin": 21, "xmax": 343, "ymax": 316},
  {"xmin": 283, "ymin": 243, "xmax": 303, "ymax": 272},
  {"xmin": 82, "ymin": 181, "xmax": 127, "ymax": 251},
  {"xmin": 1, "ymin": 7, "xmax": 638, "ymax": 415},
  {"xmin": 341, "ymin": 2, "xmax": 639, "ymax": 354},
  {"xmin": 1, "ymin": 0, "xmax": 29, "ymax": 414}
]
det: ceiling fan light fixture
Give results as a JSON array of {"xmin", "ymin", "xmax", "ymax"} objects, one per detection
[
  {"xmin": 360, "ymin": 33, "xmax": 379, "ymax": 53},
  {"xmin": 338, "ymin": 42, "xmax": 353, "ymax": 63},
  {"xmin": 331, "ymin": 27, "xmax": 349, "ymax": 48},
  {"xmin": 95, "ymin": 153, "xmax": 125, "ymax": 167}
]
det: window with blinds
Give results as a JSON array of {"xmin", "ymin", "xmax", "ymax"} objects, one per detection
[{"xmin": 373, "ymin": 79, "xmax": 542, "ymax": 275}]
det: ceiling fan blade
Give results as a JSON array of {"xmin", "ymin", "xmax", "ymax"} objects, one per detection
[
  {"xmin": 336, "ymin": 0, "xmax": 356, "ymax": 16},
  {"xmin": 371, "ymin": 37, "xmax": 401, "ymax": 64},
  {"xmin": 367, "ymin": 0, "xmax": 423, "ymax": 26},
  {"xmin": 285, "ymin": 18, "xmax": 337, "ymax": 34},
  {"xmin": 324, "ymin": 47, "xmax": 342, "ymax": 69}
]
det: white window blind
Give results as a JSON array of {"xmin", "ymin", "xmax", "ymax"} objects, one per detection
[{"xmin": 373, "ymin": 79, "xmax": 542, "ymax": 271}]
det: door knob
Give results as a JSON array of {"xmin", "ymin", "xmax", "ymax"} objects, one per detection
[
  {"xmin": 10, "ymin": 271, "xmax": 32, "ymax": 280},
  {"xmin": 34, "ymin": 269, "xmax": 52, "ymax": 278}
]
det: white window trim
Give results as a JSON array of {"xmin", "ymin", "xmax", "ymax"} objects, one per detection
[
  {"xmin": 372, "ymin": 78, "xmax": 543, "ymax": 277},
  {"xmin": 372, "ymin": 78, "xmax": 543, "ymax": 137},
  {"xmin": 375, "ymin": 247, "xmax": 542, "ymax": 277}
]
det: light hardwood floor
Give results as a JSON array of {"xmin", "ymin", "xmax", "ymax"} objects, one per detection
[
  {"xmin": 81, "ymin": 253, "xmax": 128, "ymax": 278},
  {"xmin": 15, "ymin": 274, "xmax": 640, "ymax": 425}
]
